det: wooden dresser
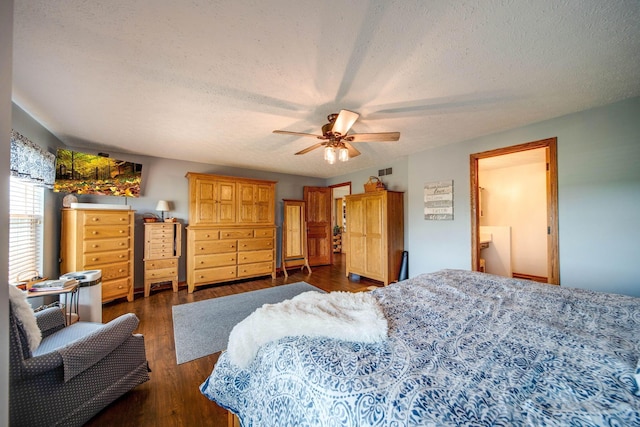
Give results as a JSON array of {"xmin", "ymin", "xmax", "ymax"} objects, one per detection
[
  {"xmin": 60, "ymin": 208, "xmax": 135, "ymax": 302},
  {"xmin": 344, "ymin": 191, "xmax": 404, "ymax": 286},
  {"xmin": 143, "ymin": 222, "xmax": 182, "ymax": 297},
  {"xmin": 185, "ymin": 172, "xmax": 277, "ymax": 293}
]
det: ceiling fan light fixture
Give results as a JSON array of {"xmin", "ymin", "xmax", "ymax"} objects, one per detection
[
  {"xmin": 324, "ymin": 146, "xmax": 337, "ymax": 164},
  {"xmin": 338, "ymin": 145, "xmax": 349, "ymax": 162}
]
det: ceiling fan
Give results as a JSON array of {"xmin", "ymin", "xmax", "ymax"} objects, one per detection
[{"xmin": 273, "ymin": 110, "xmax": 400, "ymax": 163}]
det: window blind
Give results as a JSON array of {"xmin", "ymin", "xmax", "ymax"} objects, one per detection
[{"xmin": 9, "ymin": 176, "xmax": 44, "ymax": 283}]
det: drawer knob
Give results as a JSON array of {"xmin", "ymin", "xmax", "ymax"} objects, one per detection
[
  {"xmin": 92, "ymin": 231, "xmax": 98, "ymax": 235},
  {"xmin": 92, "ymin": 244, "xmax": 98, "ymax": 248},
  {"xmin": 119, "ymin": 230, "xmax": 125, "ymax": 234},
  {"xmin": 92, "ymin": 218, "xmax": 99, "ymax": 222},
  {"xmin": 92, "ymin": 257, "xmax": 98, "ymax": 261}
]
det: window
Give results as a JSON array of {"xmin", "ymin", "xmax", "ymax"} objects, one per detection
[{"xmin": 8, "ymin": 176, "xmax": 44, "ymax": 283}]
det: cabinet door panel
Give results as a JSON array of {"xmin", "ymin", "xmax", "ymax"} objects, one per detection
[{"xmin": 217, "ymin": 180, "xmax": 236, "ymax": 223}]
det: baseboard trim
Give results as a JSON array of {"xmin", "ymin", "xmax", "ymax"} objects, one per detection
[{"xmin": 512, "ymin": 272, "xmax": 549, "ymax": 284}]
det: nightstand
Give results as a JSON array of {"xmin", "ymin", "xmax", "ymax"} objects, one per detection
[{"xmin": 143, "ymin": 222, "xmax": 182, "ymax": 297}]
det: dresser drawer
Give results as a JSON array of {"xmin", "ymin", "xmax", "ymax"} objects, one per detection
[
  {"xmin": 84, "ymin": 237, "xmax": 129, "ymax": 253},
  {"xmin": 145, "ymin": 258, "xmax": 177, "ymax": 270},
  {"xmin": 237, "ymin": 238, "xmax": 274, "ymax": 251},
  {"xmin": 145, "ymin": 267, "xmax": 177, "ymax": 280},
  {"xmin": 148, "ymin": 248, "xmax": 174, "ymax": 258},
  {"xmin": 219, "ymin": 228, "xmax": 253, "ymax": 239},
  {"xmin": 149, "ymin": 230, "xmax": 173, "ymax": 240},
  {"xmin": 237, "ymin": 262, "xmax": 273, "ymax": 278},
  {"xmin": 191, "ymin": 229, "xmax": 219, "ymax": 240},
  {"xmin": 194, "ymin": 240, "xmax": 236, "ymax": 255},
  {"xmin": 85, "ymin": 225, "xmax": 130, "ymax": 239},
  {"xmin": 237, "ymin": 249, "xmax": 273, "ymax": 265},
  {"xmin": 84, "ymin": 250, "xmax": 129, "ymax": 266},
  {"xmin": 101, "ymin": 262, "xmax": 130, "ymax": 281},
  {"xmin": 102, "ymin": 278, "xmax": 131, "ymax": 301},
  {"xmin": 192, "ymin": 266, "xmax": 237, "ymax": 284},
  {"xmin": 83, "ymin": 212, "xmax": 130, "ymax": 226},
  {"xmin": 194, "ymin": 253, "xmax": 237, "ymax": 268},
  {"xmin": 254, "ymin": 228, "xmax": 275, "ymax": 238}
]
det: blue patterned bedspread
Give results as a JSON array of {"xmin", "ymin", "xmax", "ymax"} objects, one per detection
[{"xmin": 200, "ymin": 270, "xmax": 640, "ymax": 426}]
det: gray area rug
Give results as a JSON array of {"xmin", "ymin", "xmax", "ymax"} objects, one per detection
[{"xmin": 172, "ymin": 282, "xmax": 323, "ymax": 364}]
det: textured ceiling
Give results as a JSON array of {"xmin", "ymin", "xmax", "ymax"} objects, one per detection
[{"xmin": 12, "ymin": 0, "xmax": 640, "ymax": 178}]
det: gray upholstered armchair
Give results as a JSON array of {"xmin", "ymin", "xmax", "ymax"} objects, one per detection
[{"xmin": 9, "ymin": 304, "xmax": 150, "ymax": 426}]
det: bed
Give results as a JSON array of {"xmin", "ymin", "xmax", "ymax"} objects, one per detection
[{"xmin": 200, "ymin": 269, "xmax": 640, "ymax": 426}]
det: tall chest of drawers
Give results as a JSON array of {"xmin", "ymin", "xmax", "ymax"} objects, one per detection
[
  {"xmin": 186, "ymin": 173, "xmax": 277, "ymax": 293},
  {"xmin": 143, "ymin": 222, "xmax": 182, "ymax": 297},
  {"xmin": 60, "ymin": 208, "xmax": 135, "ymax": 302}
]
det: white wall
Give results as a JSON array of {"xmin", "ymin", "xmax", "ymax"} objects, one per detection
[
  {"xmin": 1, "ymin": 1, "xmax": 13, "ymax": 424},
  {"xmin": 408, "ymin": 97, "xmax": 640, "ymax": 297},
  {"xmin": 480, "ymin": 161, "xmax": 547, "ymax": 277}
]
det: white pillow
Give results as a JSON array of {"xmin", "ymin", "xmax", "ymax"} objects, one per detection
[{"xmin": 8, "ymin": 285, "xmax": 42, "ymax": 352}]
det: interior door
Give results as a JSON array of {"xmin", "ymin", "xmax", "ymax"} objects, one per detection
[
  {"xmin": 470, "ymin": 137, "xmax": 559, "ymax": 284},
  {"xmin": 304, "ymin": 186, "xmax": 332, "ymax": 266}
]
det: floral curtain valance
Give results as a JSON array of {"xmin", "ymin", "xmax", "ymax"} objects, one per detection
[{"xmin": 10, "ymin": 130, "xmax": 56, "ymax": 189}]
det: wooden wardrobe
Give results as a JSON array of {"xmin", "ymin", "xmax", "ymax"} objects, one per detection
[
  {"xmin": 185, "ymin": 172, "xmax": 277, "ymax": 293},
  {"xmin": 344, "ymin": 190, "xmax": 404, "ymax": 286}
]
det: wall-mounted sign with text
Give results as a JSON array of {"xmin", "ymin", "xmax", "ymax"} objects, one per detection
[{"xmin": 424, "ymin": 180, "xmax": 453, "ymax": 220}]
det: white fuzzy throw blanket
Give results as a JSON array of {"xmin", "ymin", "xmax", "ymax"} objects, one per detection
[
  {"xmin": 8, "ymin": 285, "xmax": 42, "ymax": 352},
  {"xmin": 227, "ymin": 290, "xmax": 388, "ymax": 369}
]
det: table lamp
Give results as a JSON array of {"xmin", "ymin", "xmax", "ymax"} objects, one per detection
[{"xmin": 156, "ymin": 200, "xmax": 170, "ymax": 220}]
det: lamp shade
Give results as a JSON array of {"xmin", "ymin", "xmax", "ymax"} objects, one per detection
[
  {"xmin": 155, "ymin": 200, "xmax": 170, "ymax": 212},
  {"xmin": 324, "ymin": 146, "xmax": 337, "ymax": 164}
]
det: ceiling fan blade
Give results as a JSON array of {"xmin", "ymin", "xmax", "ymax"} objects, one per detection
[
  {"xmin": 295, "ymin": 142, "xmax": 326, "ymax": 155},
  {"xmin": 331, "ymin": 110, "xmax": 360, "ymax": 135},
  {"xmin": 343, "ymin": 142, "xmax": 361, "ymax": 158},
  {"xmin": 273, "ymin": 130, "xmax": 325, "ymax": 139},
  {"xmin": 346, "ymin": 132, "xmax": 400, "ymax": 142}
]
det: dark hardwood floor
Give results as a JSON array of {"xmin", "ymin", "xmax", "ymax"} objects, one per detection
[{"xmin": 85, "ymin": 254, "xmax": 381, "ymax": 427}]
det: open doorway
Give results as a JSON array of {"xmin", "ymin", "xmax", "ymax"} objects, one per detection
[
  {"xmin": 470, "ymin": 138, "xmax": 559, "ymax": 284},
  {"xmin": 330, "ymin": 182, "xmax": 351, "ymax": 263}
]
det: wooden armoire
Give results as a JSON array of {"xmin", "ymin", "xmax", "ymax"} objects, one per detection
[
  {"xmin": 185, "ymin": 172, "xmax": 277, "ymax": 293},
  {"xmin": 344, "ymin": 190, "xmax": 404, "ymax": 286}
]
